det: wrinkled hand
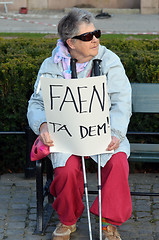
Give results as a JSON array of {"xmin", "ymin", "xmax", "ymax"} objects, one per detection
[
  {"xmin": 39, "ymin": 122, "xmax": 54, "ymax": 147},
  {"xmin": 106, "ymin": 136, "xmax": 119, "ymax": 151}
]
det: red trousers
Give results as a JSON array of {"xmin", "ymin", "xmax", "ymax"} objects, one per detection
[{"xmin": 50, "ymin": 152, "xmax": 132, "ymax": 226}]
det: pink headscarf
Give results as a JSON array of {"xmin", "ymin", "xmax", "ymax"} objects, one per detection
[{"xmin": 54, "ymin": 39, "xmax": 88, "ymax": 79}]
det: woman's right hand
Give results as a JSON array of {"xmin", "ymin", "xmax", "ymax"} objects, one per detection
[{"xmin": 39, "ymin": 122, "xmax": 54, "ymax": 147}]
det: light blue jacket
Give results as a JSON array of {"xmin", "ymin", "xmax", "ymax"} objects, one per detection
[{"xmin": 27, "ymin": 44, "xmax": 132, "ymax": 168}]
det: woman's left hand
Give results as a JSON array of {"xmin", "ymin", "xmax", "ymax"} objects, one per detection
[{"xmin": 106, "ymin": 136, "xmax": 120, "ymax": 151}]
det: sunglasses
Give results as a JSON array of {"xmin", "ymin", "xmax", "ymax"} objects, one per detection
[{"xmin": 72, "ymin": 30, "xmax": 101, "ymax": 42}]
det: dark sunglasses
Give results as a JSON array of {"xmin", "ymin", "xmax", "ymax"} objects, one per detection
[{"xmin": 72, "ymin": 30, "xmax": 101, "ymax": 42}]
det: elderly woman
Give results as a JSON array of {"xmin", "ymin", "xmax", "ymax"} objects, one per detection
[{"xmin": 27, "ymin": 8, "xmax": 132, "ymax": 240}]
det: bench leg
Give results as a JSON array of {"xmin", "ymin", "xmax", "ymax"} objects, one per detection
[
  {"xmin": 4, "ymin": 3, "xmax": 8, "ymax": 14},
  {"xmin": 34, "ymin": 158, "xmax": 54, "ymax": 235},
  {"xmin": 34, "ymin": 160, "xmax": 44, "ymax": 234}
]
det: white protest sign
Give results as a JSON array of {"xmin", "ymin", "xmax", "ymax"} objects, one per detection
[{"xmin": 40, "ymin": 75, "xmax": 112, "ymax": 156}]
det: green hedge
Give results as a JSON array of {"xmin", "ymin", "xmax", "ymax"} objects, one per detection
[{"xmin": 0, "ymin": 37, "xmax": 159, "ymax": 173}]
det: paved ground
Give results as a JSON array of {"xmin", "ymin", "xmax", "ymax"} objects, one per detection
[
  {"xmin": 0, "ymin": 8, "xmax": 159, "ymax": 240},
  {"xmin": 0, "ymin": 172, "xmax": 159, "ymax": 240},
  {"xmin": 0, "ymin": 9, "xmax": 159, "ymax": 34}
]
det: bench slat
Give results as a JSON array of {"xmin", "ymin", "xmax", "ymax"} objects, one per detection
[
  {"xmin": 129, "ymin": 143, "xmax": 159, "ymax": 163},
  {"xmin": 0, "ymin": 2, "xmax": 13, "ymax": 3},
  {"xmin": 130, "ymin": 143, "xmax": 159, "ymax": 152},
  {"xmin": 131, "ymin": 83, "xmax": 159, "ymax": 113},
  {"xmin": 129, "ymin": 153, "xmax": 159, "ymax": 163}
]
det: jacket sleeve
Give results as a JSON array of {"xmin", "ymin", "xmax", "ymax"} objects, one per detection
[
  {"xmin": 102, "ymin": 50, "xmax": 132, "ymax": 143},
  {"xmin": 27, "ymin": 60, "xmax": 53, "ymax": 135}
]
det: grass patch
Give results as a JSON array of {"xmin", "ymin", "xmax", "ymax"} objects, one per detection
[
  {"xmin": 101, "ymin": 34, "xmax": 159, "ymax": 40},
  {"xmin": 0, "ymin": 32, "xmax": 48, "ymax": 38},
  {"xmin": 0, "ymin": 32, "xmax": 159, "ymax": 40}
]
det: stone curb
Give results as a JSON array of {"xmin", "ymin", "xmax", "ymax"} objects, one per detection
[{"xmin": 0, "ymin": 173, "xmax": 159, "ymax": 239}]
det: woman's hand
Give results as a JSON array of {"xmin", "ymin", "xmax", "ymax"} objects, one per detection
[
  {"xmin": 39, "ymin": 122, "xmax": 54, "ymax": 147},
  {"xmin": 106, "ymin": 136, "xmax": 119, "ymax": 151}
]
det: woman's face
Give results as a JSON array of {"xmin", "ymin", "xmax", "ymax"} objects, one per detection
[{"xmin": 68, "ymin": 22, "xmax": 100, "ymax": 63}]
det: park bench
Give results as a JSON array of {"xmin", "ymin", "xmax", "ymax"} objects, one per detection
[
  {"xmin": 0, "ymin": 1, "xmax": 13, "ymax": 13},
  {"xmin": 30, "ymin": 82, "xmax": 159, "ymax": 234},
  {"xmin": 1, "ymin": 82, "xmax": 159, "ymax": 234}
]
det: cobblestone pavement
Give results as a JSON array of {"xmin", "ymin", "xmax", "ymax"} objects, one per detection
[
  {"xmin": 0, "ymin": 173, "xmax": 159, "ymax": 240},
  {"xmin": 0, "ymin": 9, "xmax": 159, "ymax": 34}
]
